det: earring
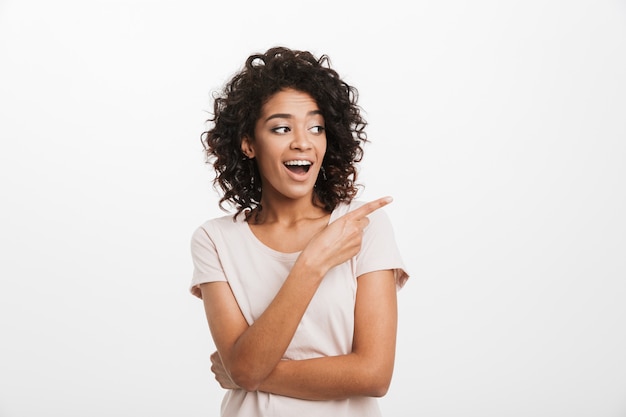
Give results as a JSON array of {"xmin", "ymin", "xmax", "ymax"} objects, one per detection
[
  {"xmin": 247, "ymin": 158, "xmax": 256, "ymax": 189},
  {"xmin": 320, "ymin": 166, "xmax": 327, "ymax": 181}
]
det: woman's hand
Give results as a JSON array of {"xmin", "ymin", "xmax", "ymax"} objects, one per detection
[
  {"xmin": 210, "ymin": 350, "xmax": 241, "ymax": 390},
  {"xmin": 301, "ymin": 196, "xmax": 393, "ymax": 275}
]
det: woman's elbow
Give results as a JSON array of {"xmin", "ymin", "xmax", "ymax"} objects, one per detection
[
  {"xmin": 362, "ymin": 367, "xmax": 393, "ymax": 397},
  {"xmin": 368, "ymin": 356, "xmax": 395, "ymax": 397},
  {"xmin": 367, "ymin": 378, "xmax": 391, "ymax": 397},
  {"xmin": 229, "ymin": 369, "xmax": 262, "ymax": 392}
]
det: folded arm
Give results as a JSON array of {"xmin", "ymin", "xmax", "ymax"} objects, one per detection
[
  {"xmin": 200, "ymin": 197, "xmax": 394, "ymax": 392},
  {"xmin": 258, "ymin": 269, "xmax": 398, "ymax": 400}
]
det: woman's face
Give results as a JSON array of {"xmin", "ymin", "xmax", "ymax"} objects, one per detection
[{"xmin": 242, "ymin": 88, "xmax": 327, "ymax": 203}]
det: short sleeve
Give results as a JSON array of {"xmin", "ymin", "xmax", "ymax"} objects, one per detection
[
  {"xmin": 190, "ymin": 225, "xmax": 227, "ymax": 298},
  {"xmin": 356, "ymin": 208, "xmax": 409, "ymax": 290}
]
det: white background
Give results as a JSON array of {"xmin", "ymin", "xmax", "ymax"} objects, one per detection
[{"xmin": 1, "ymin": 1, "xmax": 625, "ymax": 416}]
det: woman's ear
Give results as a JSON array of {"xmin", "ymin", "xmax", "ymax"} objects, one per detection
[{"xmin": 241, "ymin": 136, "xmax": 255, "ymax": 159}]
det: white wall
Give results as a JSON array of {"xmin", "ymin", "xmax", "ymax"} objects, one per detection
[{"xmin": 1, "ymin": 1, "xmax": 625, "ymax": 416}]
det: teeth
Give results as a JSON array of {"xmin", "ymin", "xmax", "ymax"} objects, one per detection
[{"xmin": 284, "ymin": 160, "xmax": 312, "ymax": 166}]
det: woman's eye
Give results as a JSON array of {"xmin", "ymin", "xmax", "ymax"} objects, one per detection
[
  {"xmin": 310, "ymin": 125, "xmax": 325, "ymax": 134},
  {"xmin": 272, "ymin": 126, "xmax": 290, "ymax": 134}
]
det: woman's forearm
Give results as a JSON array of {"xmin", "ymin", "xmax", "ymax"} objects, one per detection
[
  {"xmin": 257, "ymin": 352, "xmax": 394, "ymax": 401},
  {"xmin": 207, "ymin": 257, "xmax": 325, "ymax": 391},
  {"xmin": 256, "ymin": 269, "xmax": 398, "ymax": 400}
]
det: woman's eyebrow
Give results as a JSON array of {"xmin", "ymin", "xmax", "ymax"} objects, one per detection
[
  {"xmin": 264, "ymin": 110, "xmax": 323, "ymax": 123},
  {"xmin": 265, "ymin": 113, "xmax": 292, "ymax": 122}
]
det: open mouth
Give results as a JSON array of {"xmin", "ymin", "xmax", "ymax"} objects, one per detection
[{"xmin": 284, "ymin": 160, "xmax": 312, "ymax": 175}]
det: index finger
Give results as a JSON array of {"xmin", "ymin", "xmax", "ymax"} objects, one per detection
[{"xmin": 348, "ymin": 196, "xmax": 393, "ymax": 219}]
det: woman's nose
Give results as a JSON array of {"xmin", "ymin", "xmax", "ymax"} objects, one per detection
[{"xmin": 290, "ymin": 128, "xmax": 312, "ymax": 150}]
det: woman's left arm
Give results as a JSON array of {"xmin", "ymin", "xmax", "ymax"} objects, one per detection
[{"xmin": 212, "ymin": 268, "xmax": 398, "ymax": 400}]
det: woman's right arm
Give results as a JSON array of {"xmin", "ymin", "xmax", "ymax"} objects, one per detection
[
  {"xmin": 199, "ymin": 197, "xmax": 392, "ymax": 392},
  {"xmin": 200, "ymin": 256, "xmax": 324, "ymax": 391}
]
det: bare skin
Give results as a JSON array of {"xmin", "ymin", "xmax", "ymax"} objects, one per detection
[
  {"xmin": 209, "ymin": 267, "xmax": 398, "ymax": 400},
  {"xmin": 200, "ymin": 89, "xmax": 398, "ymax": 399}
]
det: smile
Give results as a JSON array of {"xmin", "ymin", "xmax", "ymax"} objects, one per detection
[{"xmin": 284, "ymin": 160, "xmax": 312, "ymax": 175}]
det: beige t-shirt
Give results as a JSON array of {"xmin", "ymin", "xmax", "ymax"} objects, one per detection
[{"xmin": 190, "ymin": 200, "xmax": 409, "ymax": 417}]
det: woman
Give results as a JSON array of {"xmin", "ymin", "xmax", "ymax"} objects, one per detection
[{"xmin": 190, "ymin": 46, "xmax": 409, "ymax": 417}]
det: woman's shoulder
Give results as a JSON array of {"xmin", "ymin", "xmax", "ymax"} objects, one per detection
[{"xmin": 194, "ymin": 212, "xmax": 246, "ymax": 237}]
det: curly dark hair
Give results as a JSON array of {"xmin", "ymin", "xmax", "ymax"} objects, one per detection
[{"xmin": 200, "ymin": 46, "xmax": 368, "ymax": 218}]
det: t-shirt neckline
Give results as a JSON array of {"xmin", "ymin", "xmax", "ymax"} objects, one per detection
[{"xmin": 239, "ymin": 205, "xmax": 343, "ymax": 259}]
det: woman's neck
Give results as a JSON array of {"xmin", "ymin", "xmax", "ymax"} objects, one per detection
[{"xmin": 250, "ymin": 195, "xmax": 328, "ymax": 226}]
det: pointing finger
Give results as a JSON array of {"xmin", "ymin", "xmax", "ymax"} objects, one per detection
[{"xmin": 348, "ymin": 196, "xmax": 393, "ymax": 219}]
